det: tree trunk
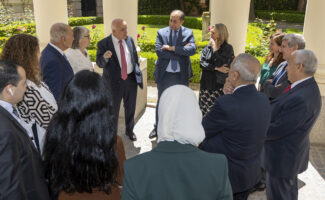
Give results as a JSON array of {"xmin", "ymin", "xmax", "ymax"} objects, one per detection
[
  {"xmin": 249, "ymin": 0, "xmax": 255, "ymax": 21},
  {"xmin": 179, "ymin": 0, "xmax": 185, "ymax": 11},
  {"xmin": 297, "ymin": 0, "xmax": 307, "ymax": 12}
]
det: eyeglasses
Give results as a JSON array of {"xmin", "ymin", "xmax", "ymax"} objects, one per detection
[{"xmin": 84, "ymin": 35, "xmax": 90, "ymax": 39}]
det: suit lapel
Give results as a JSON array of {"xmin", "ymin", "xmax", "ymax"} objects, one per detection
[
  {"xmin": 0, "ymin": 106, "xmax": 38, "ymax": 153},
  {"xmin": 167, "ymin": 28, "xmax": 172, "ymax": 45},
  {"xmin": 107, "ymin": 35, "xmax": 120, "ymax": 69},
  {"xmin": 126, "ymin": 37, "xmax": 135, "ymax": 68},
  {"xmin": 176, "ymin": 26, "xmax": 183, "ymax": 45}
]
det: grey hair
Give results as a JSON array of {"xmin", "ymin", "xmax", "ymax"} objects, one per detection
[
  {"xmin": 292, "ymin": 49, "xmax": 318, "ymax": 75},
  {"xmin": 71, "ymin": 26, "xmax": 89, "ymax": 49},
  {"xmin": 283, "ymin": 33, "xmax": 305, "ymax": 49},
  {"xmin": 232, "ymin": 53, "xmax": 260, "ymax": 82},
  {"xmin": 50, "ymin": 23, "xmax": 70, "ymax": 43},
  {"xmin": 111, "ymin": 18, "xmax": 125, "ymax": 31},
  {"xmin": 171, "ymin": 10, "xmax": 185, "ymax": 21}
]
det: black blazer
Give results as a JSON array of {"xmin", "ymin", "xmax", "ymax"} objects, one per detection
[
  {"xmin": 96, "ymin": 35, "xmax": 143, "ymax": 89},
  {"xmin": 264, "ymin": 77, "xmax": 321, "ymax": 178},
  {"xmin": 200, "ymin": 42, "xmax": 234, "ymax": 90},
  {"xmin": 0, "ymin": 106, "xmax": 50, "ymax": 200},
  {"xmin": 40, "ymin": 44, "xmax": 74, "ymax": 102},
  {"xmin": 200, "ymin": 85, "xmax": 271, "ymax": 193}
]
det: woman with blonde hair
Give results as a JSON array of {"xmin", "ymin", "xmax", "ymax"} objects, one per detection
[
  {"xmin": 199, "ymin": 23, "xmax": 234, "ymax": 116},
  {"xmin": 1, "ymin": 34, "xmax": 57, "ymax": 153}
]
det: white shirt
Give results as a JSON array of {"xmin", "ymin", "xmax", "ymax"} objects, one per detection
[
  {"xmin": 291, "ymin": 76, "xmax": 312, "ymax": 89},
  {"xmin": 111, "ymin": 35, "xmax": 133, "ymax": 74},
  {"xmin": 49, "ymin": 42, "xmax": 65, "ymax": 56},
  {"xmin": 0, "ymin": 100, "xmax": 36, "ymax": 148},
  {"xmin": 66, "ymin": 48, "xmax": 93, "ymax": 73},
  {"xmin": 233, "ymin": 84, "xmax": 248, "ymax": 94}
]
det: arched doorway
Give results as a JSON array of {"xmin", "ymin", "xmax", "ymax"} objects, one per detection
[{"xmin": 81, "ymin": 0, "xmax": 96, "ymax": 16}]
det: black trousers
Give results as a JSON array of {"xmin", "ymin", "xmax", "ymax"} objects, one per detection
[
  {"xmin": 266, "ymin": 172, "xmax": 298, "ymax": 200},
  {"xmin": 111, "ymin": 76, "xmax": 137, "ymax": 135},
  {"xmin": 154, "ymin": 72, "xmax": 188, "ymax": 131},
  {"xmin": 233, "ymin": 190, "xmax": 250, "ymax": 200}
]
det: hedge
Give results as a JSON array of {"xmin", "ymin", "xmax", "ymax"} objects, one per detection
[
  {"xmin": 68, "ymin": 17, "xmax": 103, "ymax": 26},
  {"xmin": 138, "ymin": 15, "xmax": 202, "ymax": 29},
  {"xmin": 255, "ymin": 10, "xmax": 305, "ymax": 23}
]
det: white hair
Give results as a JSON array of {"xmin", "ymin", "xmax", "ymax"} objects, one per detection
[
  {"xmin": 283, "ymin": 33, "xmax": 305, "ymax": 49},
  {"xmin": 292, "ymin": 49, "xmax": 318, "ymax": 75},
  {"xmin": 231, "ymin": 53, "xmax": 260, "ymax": 82},
  {"xmin": 50, "ymin": 23, "xmax": 70, "ymax": 43}
]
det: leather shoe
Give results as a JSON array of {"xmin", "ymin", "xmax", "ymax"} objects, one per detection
[
  {"xmin": 126, "ymin": 132, "xmax": 137, "ymax": 141},
  {"xmin": 149, "ymin": 129, "xmax": 157, "ymax": 139}
]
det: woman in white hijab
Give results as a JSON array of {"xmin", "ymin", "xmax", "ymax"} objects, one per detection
[{"xmin": 121, "ymin": 85, "xmax": 233, "ymax": 200}]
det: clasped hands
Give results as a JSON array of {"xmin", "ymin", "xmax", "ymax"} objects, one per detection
[{"xmin": 161, "ymin": 43, "xmax": 191, "ymax": 51}]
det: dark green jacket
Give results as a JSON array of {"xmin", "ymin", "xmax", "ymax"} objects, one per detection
[{"xmin": 122, "ymin": 141, "xmax": 233, "ymax": 200}]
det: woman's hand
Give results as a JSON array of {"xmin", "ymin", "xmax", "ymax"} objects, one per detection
[
  {"xmin": 209, "ymin": 38, "xmax": 219, "ymax": 52},
  {"xmin": 215, "ymin": 64, "xmax": 229, "ymax": 73}
]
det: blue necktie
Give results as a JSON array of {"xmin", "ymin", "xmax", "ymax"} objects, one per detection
[
  {"xmin": 171, "ymin": 30, "xmax": 178, "ymax": 71},
  {"xmin": 273, "ymin": 64, "xmax": 287, "ymax": 85}
]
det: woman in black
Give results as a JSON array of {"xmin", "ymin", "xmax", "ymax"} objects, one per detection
[{"xmin": 199, "ymin": 23, "xmax": 234, "ymax": 116}]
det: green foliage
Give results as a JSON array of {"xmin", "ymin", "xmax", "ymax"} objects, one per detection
[
  {"xmin": 0, "ymin": 24, "xmax": 36, "ymax": 37},
  {"xmin": 138, "ymin": 15, "xmax": 202, "ymax": 29},
  {"xmin": 68, "ymin": 17, "xmax": 103, "ymax": 26},
  {"xmin": 285, "ymin": 28, "xmax": 302, "ymax": 34},
  {"xmin": 255, "ymin": 10, "xmax": 305, "ymax": 23}
]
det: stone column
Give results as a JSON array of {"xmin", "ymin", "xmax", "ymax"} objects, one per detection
[
  {"xmin": 303, "ymin": 0, "xmax": 325, "ymax": 144},
  {"xmin": 209, "ymin": 0, "xmax": 250, "ymax": 55},
  {"xmin": 102, "ymin": 0, "xmax": 138, "ymax": 43},
  {"xmin": 33, "ymin": 0, "xmax": 68, "ymax": 50},
  {"xmin": 202, "ymin": 11, "xmax": 210, "ymax": 41}
]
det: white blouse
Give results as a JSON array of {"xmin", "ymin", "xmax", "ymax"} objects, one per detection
[{"xmin": 65, "ymin": 48, "xmax": 93, "ymax": 73}]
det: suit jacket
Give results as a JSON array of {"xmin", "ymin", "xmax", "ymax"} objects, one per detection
[
  {"xmin": 40, "ymin": 44, "xmax": 74, "ymax": 102},
  {"xmin": 58, "ymin": 136, "xmax": 126, "ymax": 200},
  {"xmin": 261, "ymin": 61, "xmax": 290, "ymax": 99},
  {"xmin": 264, "ymin": 77, "xmax": 321, "ymax": 178},
  {"xmin": 122, "ymin": 141, "xmax": 233, "ymax": 200},
  {"xmin": 96, "ymin": 35, "xmax": 143, "ymax": 89},
  {"xmin": 0, "ymin": 106, "xmax": 50, "ymax": 200},
  {"xmin": 200, "ymin": 85, "xmax": 271, "ymax": 193},
  {"xmin": 154, "ymin": 26, "xmax": 196, "ymax": 85}
]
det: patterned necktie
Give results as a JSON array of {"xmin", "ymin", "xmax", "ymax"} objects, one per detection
[
  {"xmin": 171, "ymin": 30, "xmax": 178, "ymax": 71},
  {"xmin": 283, "ymin": 85, "xmax": 291, "ymax": 94},
  {"xmin": 273, "ymin": 63, "xmax": 288, "ymax": 86},
  {"xmin": 119, "ymin": 40, "xmax": 128, "ymax": 80}
]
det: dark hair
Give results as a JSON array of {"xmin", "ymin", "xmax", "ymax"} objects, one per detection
[
  {"xmin": 0, "ymin": 60, "xmax": 20, "ymax": 92},
  {"xmin": 171, "ymin": 9, "xmax": 185, "ymax": 21},
  {"xmin": 1, "ymin": 34, "xmax": 41, "ymax": 86},
  {"xmin": 265, "ymin": 32, "xmax": 285, "ymax": 67},
  {"xmin": 42, "ymin": 70, "xmax": 118, "ymax": 195},
  {"xmin": 71, "ymin": 26, "xmax": 89, "ymax": 49}
]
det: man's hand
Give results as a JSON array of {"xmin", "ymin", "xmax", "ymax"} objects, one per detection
[
  {"xmin": 162, "ymin": 45, "xmax": 174, "ymax": 51},
  {"xmin": 223, "ymin": 77, "xmax": 234, "ymax": 94},
  {"xmin": 215, "ymin": 64, "xmax": 229, "ymax": 74},
  {"xmin": 103, "ymin": 50, "xmax": 113, "ymax": 59}
]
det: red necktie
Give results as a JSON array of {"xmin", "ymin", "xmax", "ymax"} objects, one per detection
[
  {"xmin": 119, "ymin": 40, "xmax": 128, "ymax": 80},
  {"xmin": 283, "ymin": 85, "xmax": 291, "ymax": 94}
]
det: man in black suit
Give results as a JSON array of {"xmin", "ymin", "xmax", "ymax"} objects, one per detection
[
  {"xmin": 0, "ymin": 60, "xmax": 49, "ymax": 200},
  {"xmin": 261, "ymin": 33, "xmax": 305, "ymax": 99},
  {"xmin": 200, "ymin": 53, "xmax": 271, "ymax": 200},
  {"xmin": 96, "ymin": 19, "xmax": 143, "ymax": 141},
  {"xmin": 264, "ymin": 49, "xmax": 321, "ymax": 200},
  {"xmin": 40, "ymin": 23, "xmax": 74, "ymax": 102}
]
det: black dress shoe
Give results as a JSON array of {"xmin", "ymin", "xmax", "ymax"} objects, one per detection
[
  {"xmin": 126, "ymin": 132, "xmax": 137, "ymax": 141},
  {"xmin": 149, "ymin": 129, "xmax": 157, "ymax": 139}
]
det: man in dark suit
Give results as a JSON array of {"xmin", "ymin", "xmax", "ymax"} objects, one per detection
[
  {"xmin": 200, "ymin": 53, "xmax": 271, "ymax": 200},
  {"xmin": 261, "ymin": 33, "xmax": 305, "ymax": 99},
  {"xmin": 0, "ymin": 60, "xmax": 49, "ymax": 200},
  {"xmin": 264, "ymin": 49, "xmax": 321, "ymax": 200},
  {"xmin": 40, "ymin": 23, "xmax": 74, "ymax": 102},
  {"xmin": 96, "ymin": 18, "xmax": 143, "ymax": 141},
  {"xmin": 149, "ymin": 10, "xmax": 196, "ymax": 138}
]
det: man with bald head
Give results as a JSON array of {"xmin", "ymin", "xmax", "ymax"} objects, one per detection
[
  {"xmin": 200, "ymin": 53, "xmax": 271, "ymax": 200},
  {"xmin": 149, "ymin": 9, "xmax": 196, "ymax": 138},
  {"xmin": 264, "ymin": 50, "xmax": 321, "ymax": 200},
  {"xmin": 40, "ymin": 23, "xmax": 74, "ymax": 102},
  {"xmin": 96, "ymin": 19, "xmax": 143, "ymax": 141}
]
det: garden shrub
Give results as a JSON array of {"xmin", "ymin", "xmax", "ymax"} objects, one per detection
[{"xmin": 255, "ymin": 10, "xmax": 305, "ymax": 23}]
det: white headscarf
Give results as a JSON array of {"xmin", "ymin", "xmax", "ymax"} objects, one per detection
[{"xmin": 157, "ymin": 85, "xmax": 205, "ymax": 146}]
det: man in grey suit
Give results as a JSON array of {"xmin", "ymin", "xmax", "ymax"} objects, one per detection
[
  {"xmin": 149, "ymin": 10, "xmax": 196, "ymax": 138},
  {"xmin": 0, "ymin": 60, "xmax": 49, "ymax": 200}
]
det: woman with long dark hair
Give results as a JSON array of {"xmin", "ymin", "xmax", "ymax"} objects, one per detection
[{"xmin": 43, "ymin": 70, "xmax": 126, "ymax": 200}]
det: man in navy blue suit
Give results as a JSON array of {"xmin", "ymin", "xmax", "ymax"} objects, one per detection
[
  {"xmin": 264, "ymin": 49, "xmax": 321, "ymax": 200},
  {"xmin": 200, "ymin": 53, "xmax": 271, "ymax": 200},
  {"xmin": 149, "ymin": 10, "xmax": 196, "ymax": 138},
  {"xmin": 96, "ymin": 19, "xmax": 143, "ymax": 141},
  {"xmin": 40, "ymin": 23, "xmax": 74, "ymax": 102}
]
